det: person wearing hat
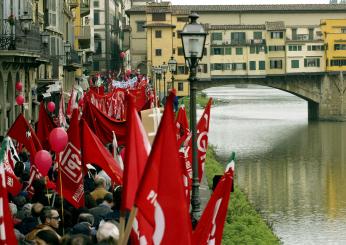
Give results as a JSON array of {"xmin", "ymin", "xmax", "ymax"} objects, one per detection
[{"xmin": 89, "ymin": 193, "xmax": 114, "ymax": 229}]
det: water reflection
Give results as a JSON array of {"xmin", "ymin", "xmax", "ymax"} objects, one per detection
[{"xmin": 203, "ymin": 85, "xmax": 346, "ymax": 244}]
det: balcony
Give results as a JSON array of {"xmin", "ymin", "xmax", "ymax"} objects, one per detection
[
  {"xmin": 250, "ymin": 39, "xmax": 266, "ymax": 45},
  {"xmin": 0, "ymin": 20, "xmax": 49, "ymax": 64},
  {"xmin": 64, "ymin": 49, "xmax": 82, "ymax": 71},
  {"xmin": 75, "ymin": 25, "xmax": 91, "ymax": 49},
  {"xmin": 230, "ymin": 39, "xmax": 248, "ymax": 46},
  {"xmin": 69, "ymin": 0, "xmax": 78, "ymax": 9},
  {"xmin": 80, "ymin": 0, "xmax": 90, "ymax": 17}
]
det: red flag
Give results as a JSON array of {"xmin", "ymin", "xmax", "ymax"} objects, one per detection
[
  {"xmin": 37, "ymin": 102, "xmax": 56, "ymax": 150},
  {"xmin": 81, "ymin": 119, "xmax": 122, "ymax": 185},
  {"xmin": 67, "ymin": 88, "xmax": 78, "ymax": 118},
  {"xmin": 135, "ymin": 93, "xmax": 192, "ymax": 244},
  {"xmin": 57, "ymin": 109, "xmax": 84, "ymax": 208},
  {"xmin": 59, "ymin": 92, "xmax": 67, "ymax": 128},
  {"xmin": 176, "ymin": 105, "xmax": 190, "ymax": 147},
  {"xmin": 0, "ymin": 149, "xmax": 18, "ymax": 245},
  {"xmin": 121, "ymin": 95, "xmax": 151, "ymax": 211},
  {"xmin": 3, "ymin": 138, "xmax": 22, "ymax": 196},
  {"xmin": 7, "ymin": 114, "xmax": 42, "ymax": 158},
  {"xmin": 183, "ymin": 98, "xmax": 212, "ymax": 182},
  {"xmin": 193, "ymin": 169, "xmax": 234, "ymax": 245},
  {"xmin": 82, "ymin": 98, "xmax": 127, "ymax": 145}
]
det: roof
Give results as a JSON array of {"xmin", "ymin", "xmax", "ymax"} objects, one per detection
[
  {"xmin": 126, "ymin": 4, "xmax": 346, "ymax": 14},
  {"xmin": 143, "ymin": 23, "xmax": 176, "ymax": 28},
  {"xmin": 265, "ymin": 21, "xmax": 285, "ymax": 31},
  {"xmin": 209, "ymin": 24, "xmax": 266, "ymax": 30}
]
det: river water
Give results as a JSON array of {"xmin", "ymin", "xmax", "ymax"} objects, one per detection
[{"xmin": 202, "ymin": 85, "xmax": 346, "ymax": 245}]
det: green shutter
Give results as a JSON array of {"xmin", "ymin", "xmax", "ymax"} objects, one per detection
[
  {"xmin": 249, "ymin": 61, "xmax": 256, "ymax": 70},
  {"xmin": 259, "ymin": 61, "xmax": 265, "ymax": 70},
  {"xmin": 291, "ymin": 60, "xmax": 299, "ymax": 68}
]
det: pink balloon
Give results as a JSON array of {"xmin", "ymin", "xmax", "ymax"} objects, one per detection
[
  {"xmin": 49, "ymin": 127, "xmax": 68, "ymax": 152},
  {"xmin": 126, "ymin": 69, "xmax": 131, "ymax": 76},
  {"xmin": 16, "ymin": 95, "xmax": 24, "ymax": 105},
  {"xmin": 120, "ymin": 51, "xmax": 126, "ymax": 59},
  {"xmin": 47, "ymin": 101, "xmax": 55, "ymax": 113},
  {"xmin": 15, "ymin": 81, "xmax": 23, "ymax": 91},
  {"xmin": 35, "ymin": 150, "xmax": 52, "ymax": 176}
]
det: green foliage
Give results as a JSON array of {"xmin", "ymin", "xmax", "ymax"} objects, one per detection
[
  {"xmin": 205, "ymin": 147, "xmax": 281, "ymax": 245},
  {"xmin": 179, "ymin": 93, "xmax": 211, "ymax": 112}
]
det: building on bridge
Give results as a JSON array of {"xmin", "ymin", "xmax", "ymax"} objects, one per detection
[{"xmin": 126, "ymin": 2, "xmax": 346, "ymax": 98}]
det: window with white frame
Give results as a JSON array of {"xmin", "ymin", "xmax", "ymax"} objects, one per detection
[
  {"xmin": 48, "ymin": 0, "xmax": 57, "ymax": 27},
  {"xmin": 270, "ymin": 60, "xmax": 283, "ymax": 69},
  {"xmin": 304, "ymin": 58, "xmax": 320, "ymax": 67}
]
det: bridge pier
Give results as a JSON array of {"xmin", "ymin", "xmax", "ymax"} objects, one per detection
[
  {"xmin": 308, "ymin": 101, "xmax": 319, "ymax": 121},
  {"xmin": 317, "ymin": 73, "xmax": 346, "ymax": 121}
]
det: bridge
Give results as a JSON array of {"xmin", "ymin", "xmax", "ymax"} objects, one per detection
[{"xmin": 197, "ymin": 73, "xmax": 346, "ymax": 121}]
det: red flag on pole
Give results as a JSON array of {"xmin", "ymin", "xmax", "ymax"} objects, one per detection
[
  {"xmin": 176, "ymin": 105, "xmax": 190, "ymax": 147},
  {"xmin": 0, "ymin": 148, "xmax": 18, "ymax": 245},
  {"xmin": 37, "ymin": 102, "xmax": 56, "ymax": 150},
  {"xmin": 134, "ymin": 93, "xmax": 192, "ymax": 244},
  {"xmin": 66, "ymin": 88, "xmax": 78, "ymax": 118},
  {"xmin": 3, "ymin": 138, "xmax": 22, "ymax": 196},
  {"xmin": 59, "ymin": 92, "xmax": 67, "ymax": 128},
  {"xmin": 193, "ymin": 169, "xmax": 234, "ymax": 245},
  {"xmin": 121, "ymin": 95, "xmax": 151, "ymax": 211},
  {"xmin": 80, "ymin": 119, "xmax": 123, "ymax": 185},
  {"xmin": 57, "ymin": 109, "xmax": 84, "ymax": 208},
  {"xmin": 82, "ymin": 98, "xmax": 127, "ymax": 145},
  {"xmin": 7, "ymin": 114, "xmax": 42, "ymax": 159},
  {"xmin": 182, "ymin": 98, "xmax": 212, "ymax": 182}
]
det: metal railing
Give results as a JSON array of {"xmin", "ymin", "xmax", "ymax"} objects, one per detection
[
  {"xmin": 75, "ymin": 25, "xmax": 91, "ymax": 39},
  {"xmin": 69, "ymin": 0, "xmax": 78, "ymax": 8},
  {"xmin": 67, "ymin": 49, "xmax": 82, "ymax": 65},
  {"xmin": 0, "ymin": 20, "xmax": 49, "ymax": 60},
  {"xmin": 80, "ymin": 0, "xmax": 90, "ymax": 17}
]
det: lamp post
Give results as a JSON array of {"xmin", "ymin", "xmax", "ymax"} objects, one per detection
[
  {"xmin": 19, "ymin": 11, "xmax": 32, "ymax": 34},
  {"xmin": 41, "ymin": 31, "xmax": 49, "ymax": 46},
  {"xmin": 180, "ymin": 12, "xmax": 207, "ymax": 224},
  {"xmin": 64, "ymin": 41, "xmax": 71, "ymax": 64},
  {"xmin": 161, "ymin": 62, "xmax": 168, "ymax": 99},
  {"xmin": 168, "ymin": 56, "xmax": 177, "ymax": 91},
  {"xmin": 154, "ymin": 66, "xmax": 162, "ymax": 105}
]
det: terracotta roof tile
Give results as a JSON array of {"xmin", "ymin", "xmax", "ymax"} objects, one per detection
[{"xmin": 127, "ymin": 4, "xmax": 346, "ymax": 14}]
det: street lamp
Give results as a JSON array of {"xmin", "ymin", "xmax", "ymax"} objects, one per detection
[
  {"xmin": 168, "ymin": 56, "xmax": 177, "ymax": 91},
  {"xmin": 20, "ymin": 11, "xmax": 32, "ymax": 34},
  {"xmin": 154, "ymin": 66, "xmax": 162, "ymax": 104},
  {"xmin": 161, "ymin": 62, "xmax": 168, "ymax": 99},
  {"xmin": 41, "ymin": 30, "xmax": 49, "ymax": 45},
  {"xmin": 180, "ymin": 12, "xmax": 207, "ymax": 224},
  {"xmin": 64, "ymin": 41, "xmax": 71, "ymax": 63}
]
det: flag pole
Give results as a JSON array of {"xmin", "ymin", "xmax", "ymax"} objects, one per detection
[
  {"xmin": 57, "ymin": 153, "xmax": 65, "ymax": 235},
  {"xmin": 120, "ymin": 207, "xmax": 137, "ymax": 245},
  {"xmin": 118, "ymin": 211, "xmax": 126, "ymax": 244}
]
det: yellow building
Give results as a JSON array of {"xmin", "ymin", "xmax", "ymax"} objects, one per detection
[
  {"xmin": 144, "ymin": 2, "xmax": 190, "ymax": 97},
  {"xmin": 321, "ymin": 19, "xmax": 346, "ymax": 72},
  {"xmin": 127, "ymin": 2, "xmax": 346, "ymax": 99},
  {"xmin": 72, "ymin": 0, "xmax": 93, "ymax": 79}
]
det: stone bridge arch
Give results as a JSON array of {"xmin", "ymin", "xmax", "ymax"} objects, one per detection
[{"xmin": 197, "ymin": 73, "xmax": 346, "ymax": 121}]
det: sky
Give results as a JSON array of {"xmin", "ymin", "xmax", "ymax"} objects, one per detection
[{"xmin": 170, "ymin": 0, "xmax": 330, "ymax": 4}]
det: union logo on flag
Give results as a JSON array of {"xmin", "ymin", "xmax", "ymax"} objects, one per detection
[{"xmin": 60, "ymin": 143, "xmax": 82, "ymax": 184}]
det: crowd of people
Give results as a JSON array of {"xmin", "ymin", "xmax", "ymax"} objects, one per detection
[{"xmin": 3, "ymin": 141, "xmax": 125, "ymax": 245}]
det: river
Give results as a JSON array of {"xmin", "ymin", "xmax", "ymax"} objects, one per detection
[{"xmin": 202, "ymin": 85, "xmax": 346, "ymax": 245}]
